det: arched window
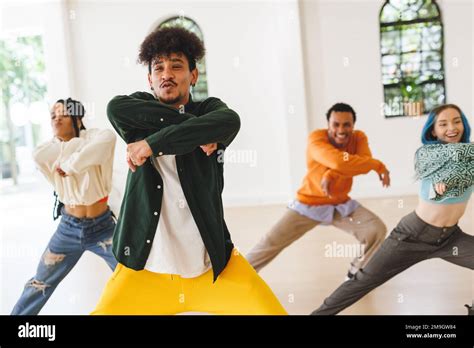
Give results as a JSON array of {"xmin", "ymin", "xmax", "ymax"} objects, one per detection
[
  {"xmin": 380, "ymin": 0, "xmax": 445, "ymax": 117},
  {"xmin": 159, "ymin": 16, "xmax": 208, "ymax": 101}
]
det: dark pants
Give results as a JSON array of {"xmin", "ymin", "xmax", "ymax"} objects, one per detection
[{"xmin": 312, "ymin": 211, "xmax": 474, "ymax": 315}]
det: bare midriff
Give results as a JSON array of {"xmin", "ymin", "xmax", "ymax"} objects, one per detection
[
  {"xmin": 64, "ymin": 197, "xmax": 108, "ymax": 218},
  {"xmin": 415, "ymin": 199, "xmax": 469, "ymax": 227}
]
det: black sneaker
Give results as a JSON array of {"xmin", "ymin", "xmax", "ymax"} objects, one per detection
[{"xmin": 465, "ymin": 304, "xmax": 473, "ymax": 315}]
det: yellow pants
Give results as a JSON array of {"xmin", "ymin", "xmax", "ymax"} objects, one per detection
[{"xmin": 91, "ymin": 249, "xmax": 288, "ymax": 315}]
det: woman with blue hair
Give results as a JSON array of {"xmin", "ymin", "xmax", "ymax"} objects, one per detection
[{"xmin": 312, "ymin": 103, "xmax": 473, "ymax": 315}]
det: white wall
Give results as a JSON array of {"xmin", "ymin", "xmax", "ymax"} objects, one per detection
[
  {"xmin": 6, "ymin": 0, "xmax": 470, "ymax": 208},
  {"xmin": 65, "ymin": 0, "xmax": 308, "ymax": 209},
  {"xmin": 299, "ymin": 0, "xmax": 473, "ymax": 199},
  {"xmin": 0, "ymin": 0, "xmax": 106, "ymax": 315},
  {"xmin": 2, "ymin": 0, "xmax": 310, "ymax": 315},
  {"xmin": 2, "ymin": 0, "xmax": 473, "ymax": 315}
]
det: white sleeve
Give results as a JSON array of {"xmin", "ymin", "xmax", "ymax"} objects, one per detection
[
  {"xmin": 32, "ymin": 139, "xmax": 62, "ymax": 185},
  {"xmin": 59, "ymin": 129, "xmax": 116, "ymax": 175}
]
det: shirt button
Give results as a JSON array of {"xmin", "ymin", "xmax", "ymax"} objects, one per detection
[
  {"xmin": 146, "ymin": 240, "xmax": 151, "ymax": 244},
  {"xmin": 160, "ymin": 118, "xmax": 164, "ymax": 122},
  {"xmin": 437, "ymin": 239, "xmax": 442, "ymax": 243},
  {"xmin": 157, "ymin": 185, "xmax": 161, "ymax": 189},
  {"xmin": 443, "ymin": 228, "xmax": 447, "ymax": 232},
  {"xmin": 154, "ymin": 212, "xmax": 158, "ymax": 216},
  {"xmin": 158, "ymin": 152, "xmax": 163, "ymax": 156}
]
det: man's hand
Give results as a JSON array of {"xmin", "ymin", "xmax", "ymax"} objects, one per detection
[
  {"xmin": 379, "ymin": 169, "xmax": 391, "ymax": 188},
  {"xmin": 127, "ymin": 140, "xmax": 152, "ymax": 172},
  {"xmin": 56, "ymin": 167, "xmax": 68, "ymax": 177},
  {"xmin": 200, "ymin": 143, "xmax": 218, "ymax": 156},
  {"xmin": 320, "ymin": 176, "xmax": 332, "ymax": 198},
  {"xmin": 434, "ymin": 182, "xmax": 447, "ymax": 195},
  {"xmin": 126, "ymin": 152, "xmax": 138, "ymax": 173}
]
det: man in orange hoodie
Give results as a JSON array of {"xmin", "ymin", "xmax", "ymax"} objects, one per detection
[{"xmin": 246, "ymin": 103, "xmax": 391, "ymax": 280}]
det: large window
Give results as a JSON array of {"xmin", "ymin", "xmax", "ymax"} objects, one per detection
[
  {"xmin": 380, "ymin": 0, "xmax": 445, "ymax": 117},
  {"xmin": 159, "ymin": 16, "xmax": 208, "ymax": 101},
  {"xmin": 0, "ymin": 34, "xmax": 47, "ymax": 184}
]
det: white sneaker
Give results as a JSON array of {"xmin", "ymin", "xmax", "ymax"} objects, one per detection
[{"xmin": 344, "ymin": 271, "xmax": 356, "ymax": 282}]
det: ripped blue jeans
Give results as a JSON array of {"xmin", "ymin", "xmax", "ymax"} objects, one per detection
[{"xmin": 11, "ymin": 207, "xmax": 117, "ymax": 315}]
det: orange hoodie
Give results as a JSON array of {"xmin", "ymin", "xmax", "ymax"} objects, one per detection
[{"xmin": 296, "ymin": 129, "xmax": 387, "ymax": 206}]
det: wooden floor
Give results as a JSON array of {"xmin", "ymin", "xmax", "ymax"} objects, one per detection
[
  {"xmin": 225, "ymin": 195, "xmax": 473, "ymax": 315},
  {"xmin": 1, "ymin": 180, "xmax": 472, "ymax": 314}
]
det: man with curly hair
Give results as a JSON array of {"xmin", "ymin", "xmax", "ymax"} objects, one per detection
[{"xmin": 91, "ymin": 26, "xmax": 287, "ymax": 315}]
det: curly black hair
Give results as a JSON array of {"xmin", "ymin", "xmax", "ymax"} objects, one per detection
[{"xmin": 138, "ymin": 26, "xmax": 205, "ymax": 73}]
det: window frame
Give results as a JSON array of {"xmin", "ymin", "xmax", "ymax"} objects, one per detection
[{"xmin": 379, "ymin": 0, "xmax": 447, "ymax": 118}]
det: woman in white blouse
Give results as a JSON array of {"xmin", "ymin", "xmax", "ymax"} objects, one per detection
[{"xmin": 11, "ymin": 98, "xmax": 118, "ymax": 315}]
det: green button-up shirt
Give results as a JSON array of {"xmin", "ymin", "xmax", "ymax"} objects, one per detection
[{"xmin": 107, "ymin": 92, "xmax": 240, "ymax": 282}]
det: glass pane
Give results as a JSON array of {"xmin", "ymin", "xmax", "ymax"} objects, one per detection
[
  {"xmin": 194, "ymin": 61, "xmax": 207, "ymax": 101},
  {"xmin": 401, "ymin": 52, "xmax": 421, "ymax": 76},
  {"xmin": 401, "ymin": 24, "xmax": 422, "ymax": 53},
  {"xmin": 390, "ymin": 0, "xmax": 403, "ymax": 9},
  {"xmin": 419, "ymin": 68, "xmax": 442, "ymax": 83},
  {"xmin": 381, "ymin": 29, "xmax": 400, "ymax": 55},
  {"xmin": 382, "ymin": 55, "xmax": 401, "ymax": 84},
  {"xmin": 401, "ymin": 76, "xmax": 423, "ymax": 101},
  {"xmin": 400, "ymin": 0, "xmax": 424, "ymax": 21},
  {"xmin": 382, "ymin": 54, "xmax": 400, "ymax": 67},
  {"xmin": 381, "ymin": 3, "xmax": 400, "ymax": 23},
  {"xmin": 423, "ymin": 82, "xmax": 445, "ymax": 111},
  {"xmin": 382, "ymin": 70, "xmax": 401, "ymax": 85},
  {"xmin": 0, "ymin": 34, "xmax": 47, "ymax": 182},
  {"xmin": 383, "ymin": 86, "xmax": 404, "ymax": 117},
  {"xmin": 421, "ymin": 51, "xmax": 442, "ymax": 72},
  {"xmin": 418, "ymin": 0, "xmax": 440, "ymax": 19},
  {"xmin": 421, "ymin": 23, "xmax": 442, "ymax": 51}
]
